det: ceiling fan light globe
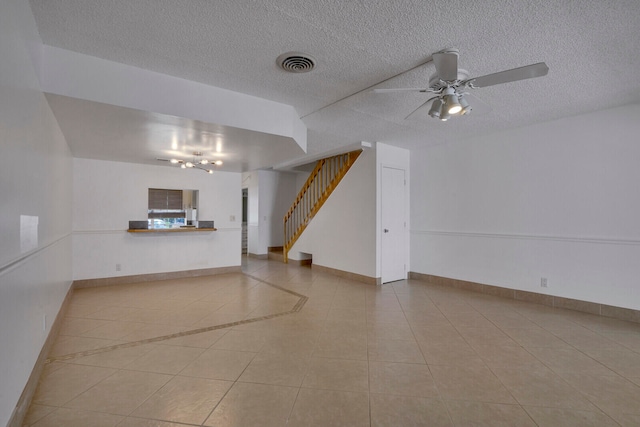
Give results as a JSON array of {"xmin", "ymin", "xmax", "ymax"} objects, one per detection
[
  {"xmin": 214, "ymin": 160, "xmax": 223, "ymax": 165},
  {"xmin": 458, "ymin": 95, "xmax": 471, "ymax": 115},
  {"xmin": 186, "ymin": 162, "xmax": 194, "ymax": 168},
  {"xmin": 438, "ymin": 102, "xmax": 451, "ymax": 121},
  {"xmin": 170, "ymin": 159, "xmax": 179, "ymax": 164},
  {"xmin": 444, "ymin": 94, "xmax": 462, "ymax": 114},
  {"xmin": 428, "ymin": 99, "xmax": 443, "ymax": 118},
  {"xmin": 200, "ymin": 159, "xmax": 209, "ymax": 164},
  {"xmin": 181, "ymin": 164, "xmax": 186, "ymax": 169}
]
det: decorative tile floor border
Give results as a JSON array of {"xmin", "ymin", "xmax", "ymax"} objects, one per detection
[{"xmin": 46, "ymin": 273, "xmax": 308, "ymax": 364}]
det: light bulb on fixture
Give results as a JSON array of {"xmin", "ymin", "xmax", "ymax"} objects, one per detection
[
  {"xmin": 447, "ymin": 99, "xmax": 462, "ymax": 114},
  {"xmin": 438, "ymin": 101, "xmax": 451, "ymax": 121},
  {"xmin": 443, "ymin": 87, "xmax": 462, "ymax": 115},
  {"xmin": 440, "ymin": 104, "xmax": 451, "ymax": 121},
  {"xmin": 158, "ymin": 151, "xmax": 222, "ymax": 174}
]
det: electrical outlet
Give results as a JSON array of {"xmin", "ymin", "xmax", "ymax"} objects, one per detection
[
  {"xmin": 116, "ymin": 263, "xmax": 121, "ymax": 272},
  {"xmin": 541, "ymin": 277, "xmax": 548, "ymax": 288},
  {"xmin": 230, "ymin": 215, "xmax": 236, "ymax": 222}
]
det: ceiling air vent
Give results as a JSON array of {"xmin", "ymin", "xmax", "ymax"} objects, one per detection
[{"xmin": 277, "ymin": 52, "xmax": 316, "ymax": 73}]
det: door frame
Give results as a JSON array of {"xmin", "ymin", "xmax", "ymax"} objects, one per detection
[{"xmin": 379, "ymin": 164, "xmax": 408, "ymax": 284}]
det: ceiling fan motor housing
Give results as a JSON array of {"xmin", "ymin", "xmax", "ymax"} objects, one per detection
[{"xmin": 374, "ymin": 48, "xmax": 548, "ymax": 121}]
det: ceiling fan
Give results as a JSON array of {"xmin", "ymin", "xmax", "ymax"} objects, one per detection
[
  {"xmin": 157, "ymin": 151, "xmax": 223, "ymax": 174},
  {"xmin": 374, "ymin": 48, "xmax": 549, "ymax": 121}
]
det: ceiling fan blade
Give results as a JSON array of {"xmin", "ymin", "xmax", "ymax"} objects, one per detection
[
  {"xmin": 373, "ymin": 88, "xmax": 429, "ymax": 93},
  {"xmin": 156, "ymin": 158, "xmax": 171, "ymax": 162},
  {"xmin": 433, "ymin": 49, "xmax": 459, "ymax": 81},
  {"xmin": 404, "ymin": 97, "xmax": 438, "ymax": 120},
  {"xmin": 467, "ymin": 62, "xmax": 549, "ymax": 88}
]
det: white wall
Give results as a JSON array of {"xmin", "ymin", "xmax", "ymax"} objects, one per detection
[
  {"xmin": 296, "ymin": 169, "xmax": 310, "ymax": 191},
  {"xmin": 0, "ymin": 0, "xmax": 73, "ymax": 424},
  {"xmin": 242, "ymin": 170, "xmax": 298, "ymax": 255},
  {"xmin": 291, "ymin": 147, "xmax": 377, "ymax": 278},
  {"xmin": 73, "ymin": 159, "xmax": 241, "ymax": 279},
  {"xmin": 411, "ymin": 104, "xmax": 640, "ymax": 310},
  {"xmin": 259, "ymin": 170, "xmax": 299, "ymax": 249}
]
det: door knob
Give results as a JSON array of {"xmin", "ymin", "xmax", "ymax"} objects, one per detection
[{"xmin": 383, "ymin": 229, "xmax": 389, "ymax": 233}]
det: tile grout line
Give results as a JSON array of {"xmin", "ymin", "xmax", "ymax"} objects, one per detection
[
  {"xmin": 46, "ymin": 273, "xmax": 309, "ymax": 364},
  {"xmin": 402, "ymin": 286, "xmax": 457, "ymax": 425}
]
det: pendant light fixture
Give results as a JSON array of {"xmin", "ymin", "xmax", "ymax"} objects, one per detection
[{"xmin": 158, "ymin": 152, "xmax": 223, "ymax": 174}]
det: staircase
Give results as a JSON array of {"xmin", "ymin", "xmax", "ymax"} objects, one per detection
[
  {"xmin": 283, "ymin": 149, "xmax": 362, "ymax": 263},
  {"xmin": 267, "ymin": 246, "xmax": 285, "ymax": 262}
]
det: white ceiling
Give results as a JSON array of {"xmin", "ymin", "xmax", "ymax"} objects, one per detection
[
  {"xmin": 44, "ymin": 94, "xmax": 304, "ymax": 172},
  {"xmin": 29, "ymin": 0, "xmax": 640, "ymax": 170}
]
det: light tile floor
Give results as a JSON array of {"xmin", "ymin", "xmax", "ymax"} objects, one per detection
[{"xmin": 24, "ymin": 258, "xmax": 640, "ymax": 426}]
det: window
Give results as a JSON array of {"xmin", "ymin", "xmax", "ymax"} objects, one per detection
[{"xmin": 147, "ymin": 189, "xmax": 198, "ymax": 228}]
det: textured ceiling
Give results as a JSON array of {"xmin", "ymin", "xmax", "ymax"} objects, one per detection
[{"xmin": 29, "ymin": 0, "xmax": 640, "ymax": 166}]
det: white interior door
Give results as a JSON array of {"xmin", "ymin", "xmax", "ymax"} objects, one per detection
[{"xmin": 381, "ymin": 166, "xmax": 406, "ymax": 283}]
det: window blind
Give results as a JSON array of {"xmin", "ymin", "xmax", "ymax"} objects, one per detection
[{"xmin": 148, "ymin": 188, "xmax": 183, "ymax": 210}]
